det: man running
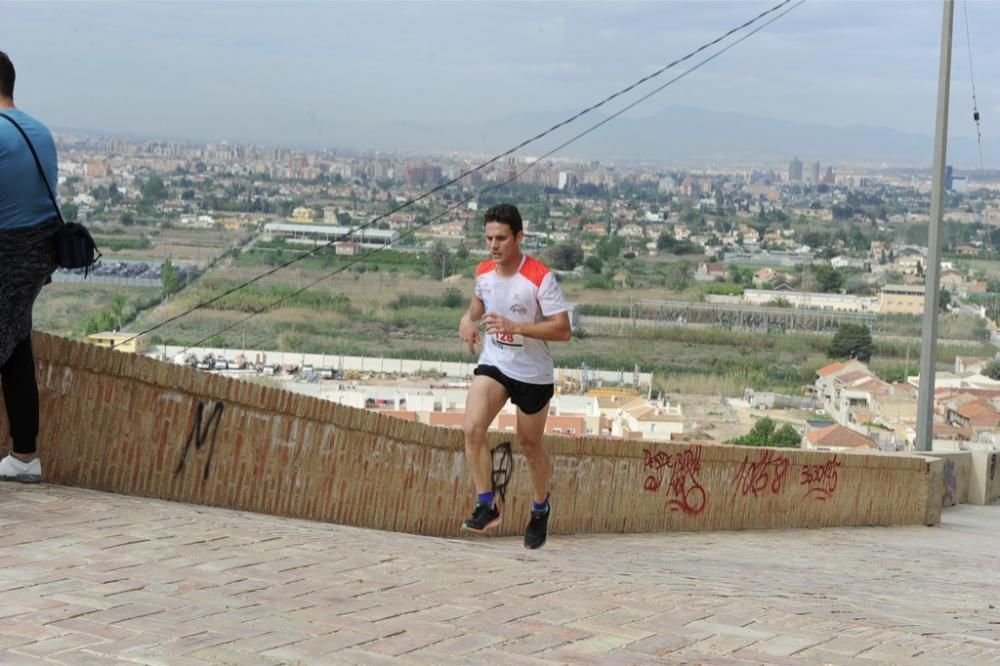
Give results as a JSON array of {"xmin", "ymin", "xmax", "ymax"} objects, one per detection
[{"xmin": 458, "ymin": 203, "xmax": 571, "ymax": 549}]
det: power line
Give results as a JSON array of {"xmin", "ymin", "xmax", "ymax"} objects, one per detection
[
  {"xmin": 961, "ymin": 0, "xmax": 988, "ymax": 260},
  {"xmin": 125, "ymin": 0, "xmax": 802, "ymax": 350},
  {"xmin": 164, "ymin": 0, "xmax": 805, "ymax": 355},
  {"xmin": 961, "ymin": 0, "xmax": 984, "ymax": 170}
]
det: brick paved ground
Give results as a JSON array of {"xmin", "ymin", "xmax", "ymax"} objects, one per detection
[{"xmin": 1, "ymin": 484, "xmax": 998, "ymax": 664}]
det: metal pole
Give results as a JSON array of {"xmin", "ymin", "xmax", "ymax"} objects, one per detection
[{"xmin": 915, "ymin": 0, "xmax": 954, "ymax": 451}]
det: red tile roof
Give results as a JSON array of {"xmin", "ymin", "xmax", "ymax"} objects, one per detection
[
  {"xmin": 805, "ymin": 424, "xmax": 878, "ymax": 450},
  {"xmin": 816, "ymin": 362, "xmax": 845, "ymax": 377}
]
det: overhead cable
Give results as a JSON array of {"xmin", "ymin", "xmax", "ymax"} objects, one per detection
[
  {"xmin": 123, "ymin": 0, "xmax": 802, "ymax": 349},
  {"xmin": 961, "ymin": 0, "xmax": 984, "ymax": 170},
  {"xmin": 165, "ymin": 0, "xmax": 805, "ymax": 354}
]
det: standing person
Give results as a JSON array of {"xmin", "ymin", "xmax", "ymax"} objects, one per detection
[
  {"xmin": 0, "ymin": 50, "xmax": 60, "ymax": 483},
  {"xmin": 458, "ymin": 203, "xmax": 571, "ymax": 549}
]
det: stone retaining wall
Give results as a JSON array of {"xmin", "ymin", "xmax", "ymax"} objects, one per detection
[{"xmin": 0, "ymin": 333, "xmax": 940, "ymax": 537}]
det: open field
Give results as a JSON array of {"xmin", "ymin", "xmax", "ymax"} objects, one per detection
[
  {"xmin": 34, "ymin": 283, "xmax": 160, "ymax": 337},
  {"xmin": 122, "ymin": 265, "xmax": 997, "ymax": 397},
  {"xmin": 32, "ymin": 229, "xmax": 999, "ymax": 397},
  {"xmin": 955, "ymin": 257, "xmax": 1000, "ymax": 281},
  {"xmin": 92, "ymin": 227, "xmax": 249, "ymax": 264}
]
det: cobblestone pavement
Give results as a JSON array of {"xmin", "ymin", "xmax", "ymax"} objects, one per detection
[{"xmin": 1, "ymin": 484, "xmax": 998, "ymax": 665}]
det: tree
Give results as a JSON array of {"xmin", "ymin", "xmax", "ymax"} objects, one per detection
[
  {"xmin": 801, "ymin": 230, "xmax": 830, "ymax": 249},
  {"xmin": 120, "ymin": 212, "xmax": 136, "ymax": 226},
  {"xmin": 983, "ymin": 360, "xmax": 1000, "ymax": 381},
  {"xmin": 728, "ymin": 417, "xmax": 800, "ymax": 448},
  {"xmin": 546, "ymin": 243, "xmax": 584, "ymax": 271},
  {"xmin": 657, "ymin": 231, "xmax": 678, "ymax": 252},
  {"xmin": 939, "ymin": 288, "xmax": 952, "ymax": 312},
  {"xmin": 429, "ymin": 241, "xmax": 452, "ymax": 279},
  {"xmin": 161, "ymin": 259, "xmax": 181, "ymax": 297},
  {"xmin": 109, "ymin": 295, "xmax": 127, "ymax": 331},
  {"xmin": 141, "ymin": 174, "xmax": 167, "ymax": 203},
  {"xmin": 829, "ymin": 323, "xmax": 873, "ymax": 362},
  {"xmin": 749, "ymin": 417, "xmax": 776, "ymax": 442},
  {"xmin": 61, "ymin": 202, "xmax": 79, "ymax": 222},
  {"xmin": 594, "ymin": 236, "xmax": 624, "ymax": 262},
  {"xmin": 771, "ymin": 424, "xmax": 802, "ymax": 448},
  {"xmin": 814, "ymin": 264, "xmax": 845, "ymax": 293},
  {"xmin": 666, "ymin": 260, "xmax": 693, "ymax": 291},
  {"xmin": 583, "ymin": 255, "xmax": 604, "ymax": 274}
]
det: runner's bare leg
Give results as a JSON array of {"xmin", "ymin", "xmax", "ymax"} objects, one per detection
[
  {"xmin": 516, "ymin": 403, "xmax": 552, "ymax": 505},
  {"xmin": 463, "ymin": 374, "xmax": 510, "ymax": 494}
]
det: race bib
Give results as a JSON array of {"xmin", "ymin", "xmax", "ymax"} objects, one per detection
[{"xmin": 491, "ymin": 332, "xmax": 524, "ymax": 352}]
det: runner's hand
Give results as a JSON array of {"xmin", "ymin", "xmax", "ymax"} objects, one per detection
[
  {"xmin": 482, "ymin": 312, "xmax": 516, "ymax": 336},
  {"xmin": 459, "ymin": 315, "xmax": 479, "ymax": 354}
]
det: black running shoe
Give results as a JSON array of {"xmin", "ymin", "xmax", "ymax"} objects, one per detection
[
  {"xmin": 462, "ymin": 501, "xmax": 501, "ymax": 533},
  {"xmin": 524, "ymin": 495, "xmax": 551, "ymax": 550}
]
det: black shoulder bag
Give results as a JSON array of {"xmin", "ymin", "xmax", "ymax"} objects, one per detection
[{"xmin": 0, "ymin": 112, "xmax": 101, "ymax": 276}]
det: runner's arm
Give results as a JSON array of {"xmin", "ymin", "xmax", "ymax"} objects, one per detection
[
  {"xmin": 459, "ymin": 296, "xmax": 485, "ymax": 353},
  {"xmin": 482, "ymin": 310, "xmax": 571, "ymax": 342}
]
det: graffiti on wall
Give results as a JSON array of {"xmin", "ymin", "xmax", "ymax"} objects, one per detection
[
  {"xmin": 174, "ymin": 400, "xmax": 225, "ymax": 481},
  {"xmin": 643, "ymin": 446, "xmax": 707, "ymax": 515},
  {"xmin": 941, "ymin": 459, "xmax": 957, "ymax": 507},
  {"xmin": 642, "ymin": 449, "xmax": 670, "ymax": 492},
  {"xmin": 732, "ymin": 449, "xmax": 790, "ymax": 500},
  {"xmin": 643, "ymin": 448, "xmax": 849, "ymax": 511},
  {"xmin": 800, "ymin": 455, "xmax": 841, "ymax": 501}
]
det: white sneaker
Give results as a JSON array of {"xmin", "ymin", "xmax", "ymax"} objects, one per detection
[{"xmin": 0, "ymin": 455, "xmax": 43, "ymax": 483}]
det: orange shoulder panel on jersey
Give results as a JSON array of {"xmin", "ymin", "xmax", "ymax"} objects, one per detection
[
  {"xmin": 475, "ymin": 260, "xmax": 497, "ymax": 277},
  {"xmin": 519, "ymin": 255, "xmax": 550, "ymax": 287}
]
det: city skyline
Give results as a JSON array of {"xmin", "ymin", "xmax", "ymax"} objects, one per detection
[{"xmin": 3, "ymin": 1, "xmax": 997, "ymax": 162}]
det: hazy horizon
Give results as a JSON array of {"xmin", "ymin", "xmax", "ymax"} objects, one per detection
[{"xmin": 4, "ymin": 1, "xmax": 997, "ymax": 163}]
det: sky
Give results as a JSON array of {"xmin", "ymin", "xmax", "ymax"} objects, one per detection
[{"xmin": 2, "ymin": 1, "xmax": 997, "ymax": 155}]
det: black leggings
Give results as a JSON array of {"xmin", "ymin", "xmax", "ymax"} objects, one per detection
[{"xmin": 1, "ymin": 337, "xmax": 38, "ymax": 455}]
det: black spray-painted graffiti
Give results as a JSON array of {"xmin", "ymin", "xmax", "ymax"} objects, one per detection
[
  {"xmin": 491, "ymin": 442, "xmax": 513, "ymax": 503},
  {"xmin": 174, "ymin": 400, "xmax": 225, "ymax": 480}
]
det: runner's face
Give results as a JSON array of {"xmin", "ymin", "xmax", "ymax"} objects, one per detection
[{"xmin": 485, "ymin": 221, "xmax": 522, "ymax": 268}]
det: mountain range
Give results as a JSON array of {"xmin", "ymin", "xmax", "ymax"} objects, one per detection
[
  {"xmin": 54, "ymin": 106, "xmax": 994, "ymax": 170},
  {"xmin": 370, "ymin": 106, "xmax": 994, "ymax": 169}
]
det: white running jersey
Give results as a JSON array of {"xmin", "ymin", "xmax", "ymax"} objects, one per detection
[{"xmin": 474, "ymin": 255, "xmax": 568, "ymax": 384}]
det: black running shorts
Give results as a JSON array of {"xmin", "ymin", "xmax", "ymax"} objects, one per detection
[{"xmin": 474, "ymin": 364, "xmax": 554, "ymax": 415}]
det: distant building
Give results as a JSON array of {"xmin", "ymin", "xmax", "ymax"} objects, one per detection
[
  {"xmin": 742, "ymin": 289, "xmax": 875, "ymax": 312},
  {"xmin": 946, "ymin": 398, "xmax": 1000, "ymax": 431},
  {"xmin": 945, "ymin": 164, "xmax": 954, "ymax": 191},
  {"xmin": 179, "ymin": 214, "xmax": 215, "ymax": 228},
  {"xmin": 85, "ymin": 161, "xmax": 109, "ymax": 178},
  {"xmin": 879, "ymin": 284, "xmax": 924, "ymax": 316},
  {"xmin": 810, "ymin": 161, "xmax": 820, "ymax": 184},
  {"xmin": 788, "ymin": 156, "xmax": 803, "ymax": 182},
  {"xmin": 289, "ymin": 207, "xmax": 315, "ymax": 223},
  {"xmin": 88, "ymin": 332, "xmax": 149, "ymax": 354},
  {"xmin": 804, "ymin": 424, "xmax": 878, "ymax": 451},
  {"xmin": 221, "ymin": 217, "xmax": 252, "ymax": 231},
  {"xmin": 404, "ymin": 164, "xmax": 442, "ymax": 187},
  {"xmin": 264, "ymin": 222, "xmax": 398, "ymax": 247},
  {"xmin": 694, "ymin": 262, "xmax": 726, "ymax": 282},
  {"xmin": 752, "ymin": 267, "xmax": 777, "ymax": 287}
]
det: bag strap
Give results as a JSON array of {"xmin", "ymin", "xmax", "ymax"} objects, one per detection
[{"xmin": 0, "ymin": 111, "xmax": 64, "ymax": 224}]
